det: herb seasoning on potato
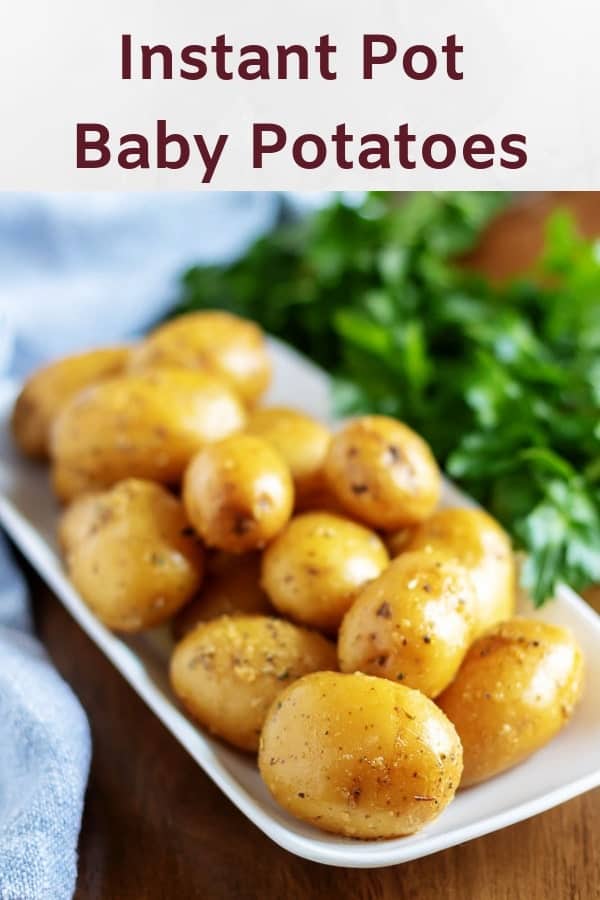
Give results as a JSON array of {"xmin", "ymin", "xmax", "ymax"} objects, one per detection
[
  {"xmin": 183, "ymin": 434, "xmax": 294, "ymax": 553},
  {"xmin": 170, "ymin": 615, "xmax": 336, "ymax": 752},
  {"xmin": 51, "ymin": 368, "xmax": 246, "ymax": 501},
  {"xmin": 402, "ymin": 507, "xmax": 516, "ymax": 636},
  {"xmin": 437, "ymin": 618, "xmax": 585, "ymax": 786},
  {"xmin": 61, "ymin": 479, "xmax": 204, "ymax": 631},
  {"xmin": 324, "ymin": 416, "xmax": 441, "ymax": 531},
  {"xmin": 259, "ymin": 671, "xmax": 463, "ymax": 839},
  {"xmin": 338, "ymin": 550, "xmax": 477, "ymax": 697},
  {"xmin": 261, "ymin": 511, "xmax": 389, "ymax": 631}
]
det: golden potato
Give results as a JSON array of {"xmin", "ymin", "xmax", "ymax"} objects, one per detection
[
  {"xmin": 183, "ymin": 434, "xmax": 293, "ymax": 553},
  {"xmin": 245, "ymin": 407, "xmax": 331, "ymax": 507},
  {"xmin": 259, "ymin": 671, "xmax": 463, "ymax": 838},
  {"xmin": 170, "ymin": 615, "xmax": 336, "ymax": 751},
  {"xmin": 324, "ymin": 416, "xmax": 441, "ymax": 531},
  {"xmin": 403, "ymin": 507, "xmax": 516, "ymax": 636},
  {"xmin": 12, "ymin": 346, "xmax": 130, "ymax": 459},
  {"xmin": 261, "ymin": 512, "xmax": 389, "ymax": 632},
  {"xmin": 62, "ymin": 479, "xmax": 204, "ymax": 631},
  {"xmin": 172, "ymin": 553, "xmax": 272, "ymax": 640},
  {"xmin": 338, "ymin": 551, "xmax": 477, "ymax": 697},
  {"xmin": 58, "ymin": 491, "xmax": 104, "ymax": 556},
  {"xmin": 50, "ymin": 368, "xmax": 246, "ymax": 501},
  {"xmin": 437, "ymin": 618, "xmax": 585, "ymax": 787},
  {"xmin": 129, "ymin": 310, "xmax": 271, "ymax": 406}
]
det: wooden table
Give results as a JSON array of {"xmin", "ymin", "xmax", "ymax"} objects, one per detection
[{"xmin": 26, "ymin": 563, "xmax": 599, "ymax": 899}]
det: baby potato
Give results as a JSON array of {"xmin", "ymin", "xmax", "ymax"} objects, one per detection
[
  {"xmin": 259, "ymin": 671, "xmax": 463, "ymax": 839},
  {"xmin": 172, "ymin": 553, "xmax": 273, "ymax": 640},
  {"xmin": 338, "ymin": 551, "xmax": 477, "ymax": 697},
  {"xmin": 51, "ymin": 368, "xmax": 246, "ymax": 502},
  {"xmin": 170, "ymin": 615, "xmax": 336, "ymax": 751},
  {"xmin": 58, "ymin": 491, "xmax": 104, "ymax": 556},
  {"xmin": 183, "ymin": 434, "xmax": 293, "ymax": 553},
  {"xmin": 11, "ymin": 346, "xmax": 130, "ymax": 459},
  {"xmin": 403, "ymin": 507, "xmax": 516, "ymax": 636},
  {"xmin": 261, "ymin": 512, "xmax": 389, "ymax": 632},
  {"xmin": 129, "ymin": 310, "xmax": 271, "ymax": 406},
  {"xmin": 62, "ymin": 479, "xmax": 204, "ymax": 631},
  {"xmin": 245, "ymin": 407, "xmax": 331, "ymax": 507},
  {"xmin": 324, "ymin": 416, "xmax": 441, "ymax": 531},
  {"xmin": 437, "ymin": 618, "xmax": 585, "ymax": 787}
]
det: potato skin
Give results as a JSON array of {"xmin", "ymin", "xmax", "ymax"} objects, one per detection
[
  {"xmin": 172, "ymin": 553, "xmax": 272, "ymax": 640},
  {"xmin": 170, "ymin": 615, "xmax": 336, "ymax": 751},
  {"xmin": 129, "ymin": 311, "xmax": 271, "ymax": 406},
  {"xmin": 324, "ymin": 416, "xmax": 441, "ymax": 531},
  {"xmin": 246, "ymin": 407, "xmax": 331, "ymax": 507},
  {"xmin": 50, "ymin": 369, "xmax": 246, "ymax": 501},
  {"xmin": 403, "ymin": 507, "xmax": 516, "ymax": 636},
  {"xmin": 58, "ymin": 491, "xmax": 104, "ymax": 556},
  {"xmin": 183, "ymin": 434, "xmax": 293, "ymax": 553},
  {"xmin": 12, "ymin": 346, "xmax": 130, "ymax": 459},
  {"xmin": 261, "ymin": 512, "xmax": 389, "ymax": 632},
  {"xmin": 259, "ymin": 671, "xmax": 463, "ymax": 839},
  {"xmin": 62, "ymin": 479, "xmax": 204, "ymax": 631},
  {"xmin": 437, "ymin": 619, "xmax": 585, "ymax": 787},
  {"xmin": 338, "ymin": 551, "xmax": 476, "ymax": 697}
]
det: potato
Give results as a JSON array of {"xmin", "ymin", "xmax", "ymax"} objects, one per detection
[
  {"xmin": 129, "ymin": 310, "xmax": 271, "ymax": 406},
  {"xmin": 259, "ymin": 671, "xmax": 463, "ymax": 838},
  {"xmin": 50, "ymin": 368, "xmax": 246, "ymax": 501},
  {"xmin": 402, "ymin": 507, "xmax": 516, "ymax": 636},
  {"xmin": 58, "ymin": 491, "xmax": 104, "ymax": 556},
  {"xmin": 170, "ymin": 615, "xmax": 336, "ymax": 751},
  {"xmin": 245, "ymin": 407, "xmax": 331, "ymax": 507},
  {"xmin": 11, "ymin": 346, "xmax": 130, "ymax": 459},
  {"xmin": 338, "ymin": 551, "xmax": 477, "ymax": 697},
  {"xmin": 62, "ymin": 479, "xmax": 204, "ymax": 631},
  {"xmin": 437, "ymin": 618, "xmax": 585, "ymax": 787},
  {"xmin": 183, "ymin": 434, "xmax": 293, "ymax": 553},
  {"xmin": 261, "ymin": 512, "xmax": 389, "ymax": 632},
  {"xmin": 172, "ymin": 553, "xmax": 272, "ymax": 640},
  {"xmin": 324, "ymin": 416, "xmax": 441, "ymax": 531}
]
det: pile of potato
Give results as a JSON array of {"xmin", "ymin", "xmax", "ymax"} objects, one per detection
[{"xmin": 12, "ymin": 311, "xmax": 585, "ymax": 840}]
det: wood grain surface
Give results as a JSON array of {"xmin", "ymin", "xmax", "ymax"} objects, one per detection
[{"xmin": 26, "ymin": 564, "xmax": 598, "ymax": 900}]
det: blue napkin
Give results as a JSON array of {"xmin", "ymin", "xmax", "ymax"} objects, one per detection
[{"xmin": 0, "ymin": 192, "xmax": 278, "ymax": 898}]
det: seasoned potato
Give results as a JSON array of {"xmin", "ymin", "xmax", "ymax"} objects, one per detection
[
  {"xmin": 259, "ymin": 671, "xmax": 463, "ymax": 838},
  {"xmin": 438, "ymin": 618, "xmax": 585, "ymax": 787},
  {"xmin": 261, "ymin": 512, "xmax": 389, "ymax": 632},
  {"xmin": 170, "ymin": 615, "xmax": 336, "ymax": 751},
  {"xmin": 338, "ymin": 551, "xmax": 477, "ymax": 697},
  {"xmin": 183, "ymin": 434, "xmax": 293, "ymax": 553},
  {"xmin": 172, "ymin": 553, "xmax": 272, "ymax": 640},
  {"xmin": 324, "ymin": 416, "xmax": 441, "ymax": 531},
  {"xmin": 246, "ymin": 407, "xmax": 331, "ymax": 507},
  {"xmin": 403, "ymin": 507, "xmax": 516, "ymax": 636},
  {"xmin": 12, "ymin": 346, "xmax": 130, "ymax": 459},
  {"xmin": 62, "ymin": 479, "xmax": 204, "ymax": 631},
  {"xmin": 129, "ymin": 310, "xmax": 271, "ymax": 406},
  {"xmin": 51, "ymin": 369, "xmax": 246, "ymax": 501}
]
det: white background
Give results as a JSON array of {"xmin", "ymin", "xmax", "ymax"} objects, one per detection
[{"xmin": 0, "ymin": 0, "xmax": 598, "ymax": 188}]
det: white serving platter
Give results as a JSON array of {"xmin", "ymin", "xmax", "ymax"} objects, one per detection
[{"xmin": 0, "ymin": 339, "xmax": 599, "ymax": 869}]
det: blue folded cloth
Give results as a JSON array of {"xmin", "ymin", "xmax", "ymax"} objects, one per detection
[{"xmin": 0, "ymin": 191, "xmax": 278, "ymax": 898}]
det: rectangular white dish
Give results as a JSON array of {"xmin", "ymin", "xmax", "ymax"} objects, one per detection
[{"xmin": 0, "ymin": 340, "xmax": 599, "ymax": 869}]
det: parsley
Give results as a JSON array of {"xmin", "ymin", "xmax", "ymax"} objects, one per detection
[{"xmin": 177, "ymin": 193, "xmax": 600, "ymax": 606}]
